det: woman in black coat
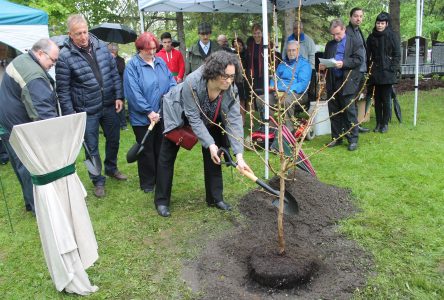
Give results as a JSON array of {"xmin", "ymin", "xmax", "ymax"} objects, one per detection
[{"xmin": 366, "ymin": 12, "xmax": 401, "ymax": 133}]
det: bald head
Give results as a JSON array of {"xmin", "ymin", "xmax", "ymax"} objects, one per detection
[{"xmin": 31, "ymin": 38, "xmax": 59, "ymax": 71}]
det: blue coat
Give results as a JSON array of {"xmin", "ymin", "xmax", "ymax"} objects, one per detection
[
  {"xmin": 270, "ymin": 56, "xmax": 311, "ymax": 94},
  {"xmin": 124, "ymin": 55, "xmax": 176, "ymax": 126},
  {"xmin": 56, "ymin": 34, "xmax": 123, "ymax": 115}
]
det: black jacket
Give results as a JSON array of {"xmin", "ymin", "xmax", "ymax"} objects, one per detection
[
  {"xmin": 366, "ymin": 28, "xmax": 401, "ymax": 85},
  {"xmin": 346, "ymin": 23, "xmax": 367, "ymax": 73},
  {"xmin": 56, "ymin": 34, "xmax": 123, "ymax": 115},
  {"xmin": 324, "ymin": 32, "xmax": 364, "ymax": 97}
]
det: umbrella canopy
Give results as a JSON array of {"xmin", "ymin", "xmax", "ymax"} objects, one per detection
[
  {"xmin": 89, "ymin": 22, "xmax": 137, "ymax": 44},
  {"xmin": 50, "ymin": 34, "xmax": 68, "ymax": 48}
]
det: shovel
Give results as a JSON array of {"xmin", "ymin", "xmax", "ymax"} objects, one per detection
[
  {"xmin": 217, "ymin": 147, "xmax": 299, "ymax": 215},
  {"xmin": 126, "ymin": 122, "xmax": 155, "ymax": 163},
  {"xmin": 83, "ymin": 141, "xmax": 101, "ymax": 176}
]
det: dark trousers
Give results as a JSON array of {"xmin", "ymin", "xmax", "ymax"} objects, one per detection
[
  {"xmin": 328, "ymin": 79, "xmax": 359, "ymax": 143},
  {"xmin": 374, "ymin": 84, "xmax": 392, "ymax": 126},
  {"xmin": 3, "ymin": 138, "xmax": 34, "ymax": 212},
  {"xmin": 132, "ymin": 123, "xmax": 163, "ymax": 190},
  {"xmin": 0, "ymin": 139, "xmax": 9, "ymax": 164},
  {"xmin": 154, "ymin": 124, "xmax": 227, "ymax": 207},
  {"xmin": 118, "ymin": 106, "xmax": 127, "ymax": 128},
  {"xmin": 84, "ymin": 105, "xmax": 121, "ymax": 186}
]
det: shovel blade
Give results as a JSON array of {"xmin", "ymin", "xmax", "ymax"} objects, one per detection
[
  {"xmin": 256, "ymin": 179, "xmax": 299, "ymax": 215},
  {"xmin": 84, "ymin": 159, "xmax": 101, "ymax": 176},
  {"xmin": 126, "ymin": 143, "xmax": 141, "ymax": 163}
]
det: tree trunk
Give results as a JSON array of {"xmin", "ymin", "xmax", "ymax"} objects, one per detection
[
  {"xmin": 389, "ymin": 0, "xmax": 401, "ymax": 37},
  {"xmin": 282, "ymin": 9, "xmax": 295, "ymax": 53},
  {"xmin": 278, "ymin": 171, "xmax": 286, "ymax": 255},
  {"xmin": 176, "ymin": 12, "xmax": 186, "ymax": 58}
]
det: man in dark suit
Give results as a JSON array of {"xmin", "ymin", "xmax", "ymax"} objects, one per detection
[
  {"xmin": 347, "ymin": 7, "xmax": 371, "ymax": 133},
  {"xmin": 320, "ymin": 19, "xmax": 364, "ymax": 151}
]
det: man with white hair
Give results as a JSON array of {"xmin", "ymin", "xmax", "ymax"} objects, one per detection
[
  {"xmin": 258, "ymin": 40, "xmax": 311, "ymax": 131},
  {"xmin": 56, "ymin": 14, "xmax": 127, "ymax": 198},
  {"xmin": 0, "ymin": 38, "xmax": 60, "ymax": 214}
]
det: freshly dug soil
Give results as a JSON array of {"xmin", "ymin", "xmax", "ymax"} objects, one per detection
[
  {"xmin": 182, "ymin": 169, "xmax": 374, "ymax": 299},
  {"xmin": 395, "ymin": 78, "xmax": 444, "ymax": 94}
]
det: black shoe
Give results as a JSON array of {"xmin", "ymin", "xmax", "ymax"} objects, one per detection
[
  {"xmin": 156, "ymin": 205, "xmax": 171, "ymax": 217},
  {"xmin": 373, "ymin": 124, "xmax": 381, "ymax": 132},
  {"xmin": 358, "ymin": 126, "xmax": 370, "ymax": 133},
  {"xmin": 209, "ymin": 201, "xmax": 232, "ymax": 211},
  {"xmin": 327, "ymin": 139, "xmax": 343, "ymax": 148},
  {"xmin": 348, "ymin": 142, "xmax": 358, "ymax": 151},
  {"xmin": 380, "ymin": 125, "xmax": 388, "ymax": 133}
]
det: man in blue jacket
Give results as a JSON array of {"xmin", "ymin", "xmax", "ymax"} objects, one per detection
[
  {"xmin": 56, "ymin": 14, "xmax": 127, "ymax": 198},
  {"xmin": 258, "ymin": 40, "xmax": 311, "ymax": 131},
  {"xmin": 0, "ymin": 38, "xmax": 60, "ymax": 214}
]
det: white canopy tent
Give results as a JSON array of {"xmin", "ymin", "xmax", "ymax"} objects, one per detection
[
  {"xmin": 138, "ymin": 0, "xmax": 328, "ymax": 178},
  {"xmin": 0, "ymin": 0, "xmax": 49, "ymax": 54},
  {"xmin": 138, "ymin": 0, "xmax": 426, "ymax": 174}
]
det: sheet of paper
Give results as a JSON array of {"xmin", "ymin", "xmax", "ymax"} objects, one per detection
[{"xmin": 319, "ymin": 58, "xmax": 338, "ymax": 68}]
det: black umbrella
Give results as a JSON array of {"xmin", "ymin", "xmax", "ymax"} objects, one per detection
[
  {"xmin": 89, "ymin": 23, "xmax": 137, "ymax": 44},
  {"xmin": 392, "ymin": 88, "xmax": 402, "ymax": 123},
  {"xmin": 50, "ymin": 35, "xmax": 68, "ymax": 48}
]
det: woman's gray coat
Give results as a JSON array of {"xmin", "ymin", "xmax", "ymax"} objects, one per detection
[{"xmin": 162, "ymin": 66, "xmax": 244, "ymax": 155}]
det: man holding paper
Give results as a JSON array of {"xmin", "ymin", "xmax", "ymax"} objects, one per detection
[{"xmin": 320, "ymin": 19, "xmax": 364, "ymax": 151}]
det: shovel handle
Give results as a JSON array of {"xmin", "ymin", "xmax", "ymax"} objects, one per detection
[
  {"xmin": 236, "ymin": 165, "xmax": 258, "ymax": 182},
  {"xmin": 140, "ymin": 121, "xmax": 156, "ymax": 145}
]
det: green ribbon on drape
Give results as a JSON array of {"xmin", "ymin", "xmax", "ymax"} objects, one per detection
[
  {"xmin": 171, "ymin": 72, "xmax": 178, "ymax": 76},
  {"xmin": 31, "ymin": 163, "xmax": 76, "ymax": 186}
]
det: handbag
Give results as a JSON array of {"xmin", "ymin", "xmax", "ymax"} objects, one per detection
[
  {"xmin": 164, "ymin": 93, "xmax": 223, "ymax": 150},
  {"xmin": 164, "ymin": 125, "xmax": 198, "ymax": 150}
]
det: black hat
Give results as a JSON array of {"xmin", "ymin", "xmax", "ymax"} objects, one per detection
[
  {"xmin": 198, "ymin": 22, "xmax": 212, "ymax": 34},
  {"xmin": 376, "ymin": 12, "xmax": 390, "ymax": 22}
]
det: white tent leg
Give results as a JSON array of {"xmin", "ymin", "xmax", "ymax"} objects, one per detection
[
  {"xmin": 262, "ymin": 0, "xmax": 269, "ymax": 179},
  {"xmin": 139, "ymin": 10, "xmax": 144, "ymax": 33}
]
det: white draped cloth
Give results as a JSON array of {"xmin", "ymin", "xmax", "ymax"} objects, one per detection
[{"xmin": 9, "ymin": 113, "xmax": 99, "ymax": 295}]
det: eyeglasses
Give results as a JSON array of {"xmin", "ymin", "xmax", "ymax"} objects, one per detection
[
  {"xmin": 199, "ymin": 32, "xmax": 211, "ymax": 36},
  {"xmin": 221, "ymin": 73, "xmax": 235, "ymax": 81},
  {"xmin": 42, "ymin": 51, "xmax": 57, "ymax": 64}
]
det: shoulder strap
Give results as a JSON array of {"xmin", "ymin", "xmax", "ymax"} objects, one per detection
[{"xmin": 213, "ymin": 93, "xmax": 223, "ymax": 122}]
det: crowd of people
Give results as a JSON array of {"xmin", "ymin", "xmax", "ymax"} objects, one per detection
[{"xmin": 0, "ymin": 8, "xmax": 400, "ymax": 217}]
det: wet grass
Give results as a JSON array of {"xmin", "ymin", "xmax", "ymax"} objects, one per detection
[{"xmin": 0, "ymin": 88, "xmax": 443, "ymax": 299}]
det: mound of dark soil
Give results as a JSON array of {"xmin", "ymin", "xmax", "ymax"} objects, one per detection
[
  {"xmin": 182, "ymin": 170, "xmax": 374, "ymax": 299},
  {"xmin": 395, "ymin": 78, "xmax": 444, "ymax": 94}
]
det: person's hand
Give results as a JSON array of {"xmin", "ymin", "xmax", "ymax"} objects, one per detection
[
  {"xmin": 115, "ymin": 99, "xmax": 124, "ymax": 113},
  {"xmin": 335, "ymin": 61, "xmax": 343, "ymax": 69},
  {"xmin": 176, "ymin": 78, "xmax": 183, "ymax": 83},
  {"xmin": 209, "ymin": 144, "xmax": 220, "ymax": 164},
  {"xmin": 235, "ymin": 154, "xmax": 253, "ymax": 174},
  {"xmin": 319, "ymin": 64, "xmax": 326, "ymax": 71},
  {"xmin": 148, "ymin": 111, "xmax": 160, "ymax": 124}
]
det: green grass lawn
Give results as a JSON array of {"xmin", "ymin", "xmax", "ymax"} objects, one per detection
[{"xmin": 0, "ymin": 89, "xmax": 443, "ymax": 299}]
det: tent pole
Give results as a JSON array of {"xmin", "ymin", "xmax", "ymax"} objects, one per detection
[
  {"xmin": 262, "ymin": 0, "xmax": 269, "ymax": 179},
  {"xmin": 139, "ymin": 10, "xmax": 144, "ymax": 33},
  {"xmin": 413, "ymin": 0, "xmax": 421, "ymax": 126}
]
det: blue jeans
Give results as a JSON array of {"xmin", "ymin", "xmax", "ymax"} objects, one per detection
[
  {"xmin": 2, "ymin": 137, "xmax": 34, "ymax": 212},
  {"xmin": 84, "ymin": 105, "xmax": 121, "ymax": 186}
]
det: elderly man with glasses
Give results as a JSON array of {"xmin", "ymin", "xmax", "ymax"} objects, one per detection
[{"xmin": 0, "ymin": 38, "xmax": 60, "ymax": 215}]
